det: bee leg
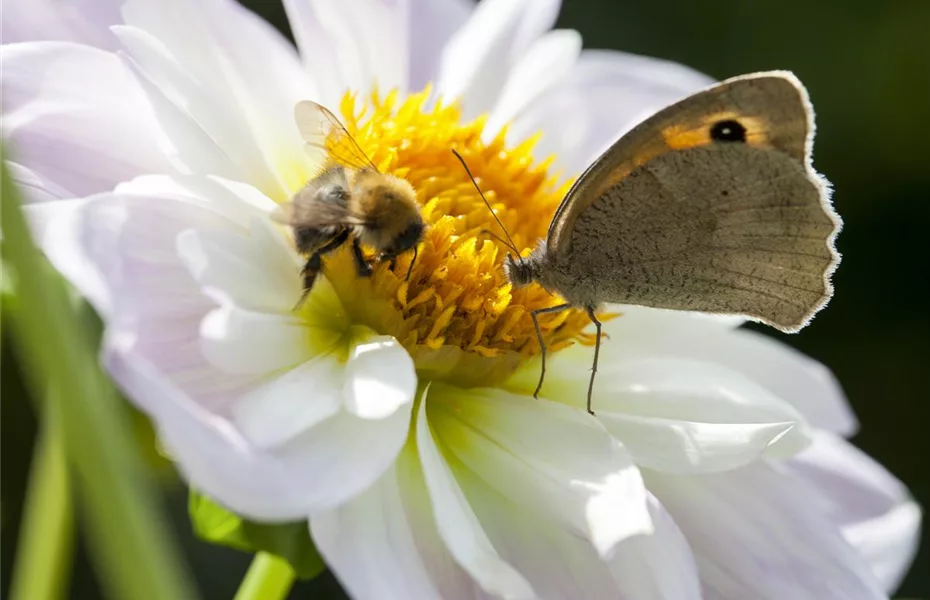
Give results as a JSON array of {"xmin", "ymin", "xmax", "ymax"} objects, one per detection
[
  {"xmin": 529, "ymin": 303, "xmax": 571, "ymax": 400},
  {"xmin": 376, "ymin": 246, "xmax": 417, "ymax": 281},
  {"xmin": 317, "ymin": 229, "xmax": 350, "ymax": 257},
  {"xmin": 302, "ymin": 258, "xmax": 321, "ymax": 289},
  {"xmin": 295, "ymin": 254, "xmax": 322, "ymax": 309},
  {"xmin": 294, "ymin": 230, "xmax": 349, "ymax": 309},
  {"xmin": 375, "ymin": 252, "xmax": 397, "ymax": 272},
  {"xmin": 351, "ymin": 237, "xmax": 373, "ymax": 277},
  {"xmin": 405, "ymin": 245, "xmax": 418, "ymax": 281}
]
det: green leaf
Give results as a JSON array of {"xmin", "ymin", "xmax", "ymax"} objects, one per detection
[
  {"xmin": 1, "ymin": 155, "xmax": 199, "ymax": 600},
  {"xmin": 189, "ymin": 490, "xmax": 325, "ymax": 580},
  {"xmin": 1, "ymin": 255, "xmax": 14, "ymax": 299},
  {"xmin": 1, "ymin": 243, "xmax": 16, "ymax": 348},
  {"xmin": 8, "ymin": 415, "xmax": 75, "ymax": 600}
]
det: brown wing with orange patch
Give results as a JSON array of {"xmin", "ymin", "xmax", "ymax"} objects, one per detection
[
  {"xmin": 547, "ymin": 72, "xmax": 814, "ymax": 254},
  {"xmin": 294, "ymin": 100, "xmax": 379, "ymax": 177}
]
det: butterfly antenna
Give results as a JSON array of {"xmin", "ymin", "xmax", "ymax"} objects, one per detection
[
  {"xmin": 451, "ymin": 149, "xmax": 520, "ymax": 255},
  {"xmin": 480, "ymin": 229, "xmax": 515, "ymax": 249}
]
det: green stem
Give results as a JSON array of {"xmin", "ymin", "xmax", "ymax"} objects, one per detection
[
  {"xmin": 234, "ymin": 553, "xmax": 296, "ymax": 600},
  {"xmin": 8, "ymin": 413, "xmax": 74, "ymax": 600},
  {"xmin": 1, "ymin": 158, "xmax": 199, "ymax": 600}
]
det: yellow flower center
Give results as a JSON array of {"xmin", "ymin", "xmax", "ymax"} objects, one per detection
[{"xmin": 314, "ymin": 88, "xmax": 597, "ymax": 387}]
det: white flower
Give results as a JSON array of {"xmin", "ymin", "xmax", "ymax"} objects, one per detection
[{"xmin": 3, "ymin": 0, "xmax": 920, "ymax": 598}]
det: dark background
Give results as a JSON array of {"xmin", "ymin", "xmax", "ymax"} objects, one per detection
[{"xmin": 2, "ymin": 0, "xmax": 927, "ymax": 597}]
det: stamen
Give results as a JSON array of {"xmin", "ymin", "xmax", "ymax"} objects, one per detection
[{"xmin": 294, "ymin": 87, "xmax": 604, "ymax": 386}]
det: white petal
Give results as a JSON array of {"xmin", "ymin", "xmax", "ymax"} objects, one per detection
[
  {"xmin": 415, "ymin": 392, "xmax": 535, "ymax": 599},
  {"xmin": 73, "ymin": 177, "xmax": 266, "ymax": 320},
  {"xmin": 294, "ymin": 275, "xmax": 352, "ymax": 334},
  {"xmin": 407, "ymin": 0, "xmax": 472, "ymax": 90},
  {"xmin": 713, "ymin": 328, "xmax": 857, "ymax": 436},
  {"xmin": 597, "ymin": 311, "xmax": 858, "ymax": 437},
  {"xmin": 116, "ymin": 173, "xmax": 279, "ymax": 227},
  {"xmin": 311, "ymin": 445, "xmax": 478, "ymax": 600},
  {"xmin": 646, "ymin": 464, "xmax": 887, "ymax": 600},
  {"xmin": 26, "ymin": 186, "xmax": 216, "ymax": 321},
  {"xmin": 231, "ymin": 333, "xmax": 416, "ymax": 449},
  {"xmin": 176, "ymin": 220, "xmax": 301, "ymax": 313},
  {"xmin": 105, "ymin": 343, "xmax": 413, "ymax": 518},
  {"xmin": 198, "ymin": 305, "xmax": 313, "ymax": 376},
  {"xmin": 5, "ymin": 161, "xmax": 74, "ymax": 203},
  {"xmin": 437, "ymin": 0, "xmax": 561, "ymax": 118},
  {"xmin": 455, "ymin": 461, "xmax": 701, "ymax": 599},
  {"xmin": 524, "ymin": 346, "xmax": 813, "ymax": 472},
  {"xmin": 532, "ymin": 307, "xmax": 855, "ymax": 438},
  {"xmin": 485, "ymin": 29, "xmax": 582, "ymax": 136},
  {"xmin": 343, "ymin": 336, "xmax": 418, "ymax": 419},
  {"xmin": 605, "ymin": 496, "xmax": 702, "ymax": 600},
  {"xmin": 1, "ymin": 42, "xmax": 172, "ymax": 198},
  {"xmin": 428, "ymin": 384, "xmax": 652, "ymax": 557},
  {"xmin": 786, "ymin": 432, "xmax": 921, "ymax": 593},
  {"xmin": 119, "ymin": 0, "xmax": 315, "ymax": 197},
  {"xmin": 282, "ymin": 0, "xmax": 408, "ymax": 106},
  {"xmin": 597, "ymin": 358, "xmax": 812, "ymax": 471},
  {"xmin": 114, "ymin": 27, "xmax": 287, "ymax": 195},
  {"xmin": 231, "ymin": 351, "xmax": 344, "ymax": 449},
  {"xmin": 254, "ymin": 393, "xmax": 416, "ymax": 513},
  {"xmin": 25, "ymin": 198, "xmax": 114, "ymax": 314},
  {"xmin": 605, "ymin": 304, "xmax": 746, "ymax": 331},
  {"xmin": 457, "ymin": 464, "xmax": 626, "ymax": 599},
  {"xmin": 603, "ymin": 413, "xmax": 799, "ymax": 475},
  {"xmin": 510, "ymin": 49, "xmax": 714, "ymax": 175},
  {"xmin": 1, "ymin": 0, "xmax": 123, "ymax": 49},
  {"xmin": 118, "ymin": 50, "xmax": 243, "ymax": 183},
  {"xmin": 26, "ymin": 175, "xmax": 289, "ymax": 410},
  {"xmin": 280, "ymin": 0, "xmax": 344, "ymax": 106}
]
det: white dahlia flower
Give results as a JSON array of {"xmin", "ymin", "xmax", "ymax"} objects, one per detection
[{"xmin": 2, "ymin": 0, "xmax": 920, "ymax": 598}]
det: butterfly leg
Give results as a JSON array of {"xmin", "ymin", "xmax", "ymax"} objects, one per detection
[
  {"xmin": 585, "ymin": 306, "xmax": 602, "ymax": 416},
  {"xmin": 530, "ymin": 303, "xmax": 571, "ymax": 399},
  {"xmin": 351, "ymin": 237, "xmax": 373, "ymax": 278}
]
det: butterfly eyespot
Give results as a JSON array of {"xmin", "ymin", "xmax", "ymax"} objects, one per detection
[{"xmin": 710, "ymin": 119, "xmax": 747, "ymax": 142}]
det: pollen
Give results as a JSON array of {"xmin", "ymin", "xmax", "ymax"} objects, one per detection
[{"xmin": 318, "ymin": 88, "xmax": 598, "ymax": 387}]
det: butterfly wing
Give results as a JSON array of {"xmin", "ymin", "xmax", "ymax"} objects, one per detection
[
  {"xmin": 548, "ymin": 72, "xmax": 816, "ymax": 253},
  {"xmin": 553, "ymin": 74, "xmax": 839, "ymax": 332},
  {"xmin": 294, "ymin": 100, "xmax": 379, "ymax": 176}
]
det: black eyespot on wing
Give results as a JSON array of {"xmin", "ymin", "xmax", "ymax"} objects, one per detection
[{"xmin": 710, "ymin": 119, "xmax": 747, "ymax": 143}]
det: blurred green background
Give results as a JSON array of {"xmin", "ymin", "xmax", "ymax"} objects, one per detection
[{"xmin": 2, "ymin": 0, "xmax": 927, "ymax": 598}]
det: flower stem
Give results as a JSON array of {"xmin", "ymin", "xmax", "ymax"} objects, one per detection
[
  {"xmin": 1, "ymin": 157, "xmax": 199, "ymax": 600},
  {"xmin": 8, "ymin": 414, "xmax": 74, "ymax": 600},
  {"xmin": 234, "ymin": 553, "xmax": 296, "ymax": 600}
]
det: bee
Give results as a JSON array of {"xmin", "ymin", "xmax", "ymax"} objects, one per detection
[{"xmin": 273, "ymin": 100, "xmax": 425, "ymax": 299}]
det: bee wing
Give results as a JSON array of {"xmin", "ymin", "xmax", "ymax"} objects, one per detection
[
  {"xmin": 303, "ymin": 200, "xmax": 368, "ymax": 227},
  {"xmin": 295, "ymin": 100, "xmax": 379, "ymax": 174},
  {"xmin": 269, "ymin": 202, "xmax": 295, "ymax": 225},
  {"xmin": 270, "ymin": 198, "xmax": 367, "ymax": 228}
]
